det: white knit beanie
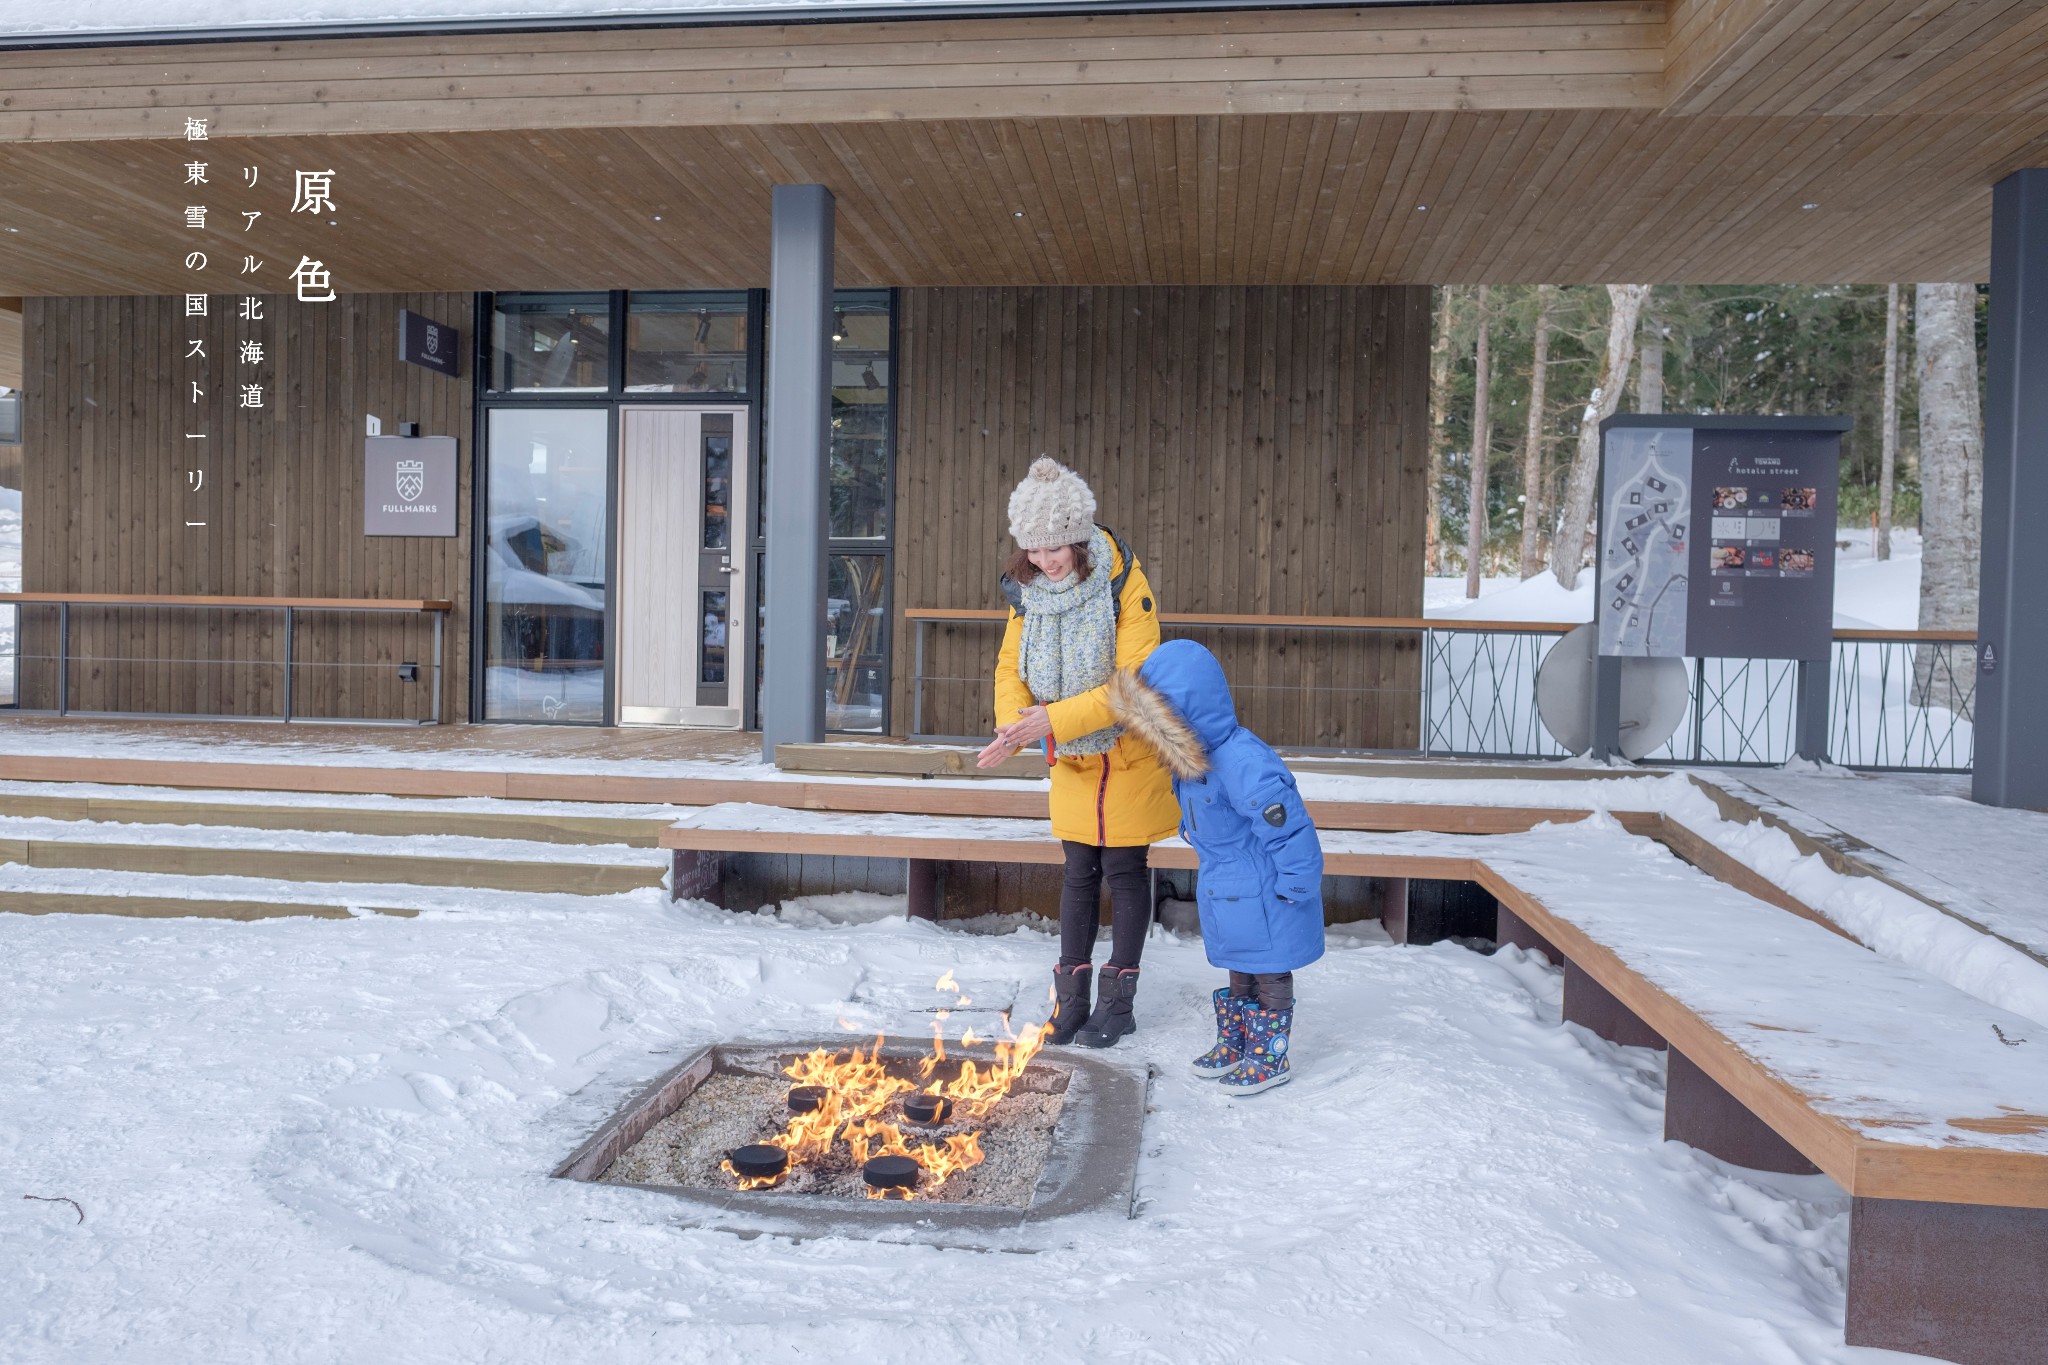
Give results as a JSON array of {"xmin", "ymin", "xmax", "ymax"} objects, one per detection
[{"xmin": 1007, "ymin": 457, "xmax": 1097, "ymax": 550}]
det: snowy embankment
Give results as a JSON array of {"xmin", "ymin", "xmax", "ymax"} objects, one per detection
[{"xmin": 2, "ymin": 851, "xmax": 1873, "ymax": 1365}]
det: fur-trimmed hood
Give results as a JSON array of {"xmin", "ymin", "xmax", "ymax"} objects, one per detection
[{"xmin": 1107, "ymin": 639, "xmax": 1238, "ymax": 781}]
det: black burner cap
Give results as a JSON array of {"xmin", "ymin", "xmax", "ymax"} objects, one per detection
[
  {"xmin": 787, "ymin": 1085, "xmax": 828, "ymax": 1114},
  {"xmin": 862, "ymin": 1154, "xmax": 921, "ymax": 1190},
  {"xmin": 901, "ymin": 1093, "xmax": 953, "ymax": 1126},
  {"xmin": 729, "ymin": 1144, "xmax": 790, "ymax": 1182}
]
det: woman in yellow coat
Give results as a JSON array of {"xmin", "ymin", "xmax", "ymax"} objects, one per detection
[{"xmin": 976, "ymin": 458, "xmax": 1178, "ymax": 1049}]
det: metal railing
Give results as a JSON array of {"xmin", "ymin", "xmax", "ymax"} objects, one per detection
[
  {"xmin": 904, "ymin": 609, "xmax": 1978, "ymax": 772},
  {"xmin": 0, "ymin": 593, "xmax": 452, "ymax": 725}
]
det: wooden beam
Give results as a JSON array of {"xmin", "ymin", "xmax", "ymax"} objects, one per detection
[{"xmin": 0, "ymin": 5, "xmax": 1667, "ymax": 144}]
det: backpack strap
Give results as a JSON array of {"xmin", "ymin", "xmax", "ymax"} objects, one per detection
[
  {"xmin": 998, "ymin": 526, "xmax": 1140, "ymax": 619},
  {"xmin": 1100, "ymin": 524, "xmax": 1137, "ymax": 602}
]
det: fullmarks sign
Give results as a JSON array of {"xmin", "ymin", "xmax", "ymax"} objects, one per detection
[{"xmin": 364, "ymin": 435, "xmax": 457, "ymax": 536}]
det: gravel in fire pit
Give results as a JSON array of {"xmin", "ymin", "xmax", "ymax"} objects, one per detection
[{"xmin": 599, "ymin": 1060, "xmax": 1070, "ymax": 1208}]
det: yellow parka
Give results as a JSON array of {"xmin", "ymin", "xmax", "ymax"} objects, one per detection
[{"xmin": 995, "ymin": 540, "xmax": 1180, "ymax": 848}]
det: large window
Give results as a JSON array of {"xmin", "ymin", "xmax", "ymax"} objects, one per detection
[
  {"xmin": 830, "ymin": 291, "xmax": 892, "ymax": 540},
  {"xmin": 482, "ymin": 408, "xmax": 610, "ymax": 722},
  {"xmin": 627, "ymin": 291, "xmax": 751, "ymax": 395},
  {"xmin": 490, "ymin": 293, "xmax": 611, "ymax": 392},
  {"xmin": 827, "ymin": 553, "xmax": 890, "ymax": 731}
]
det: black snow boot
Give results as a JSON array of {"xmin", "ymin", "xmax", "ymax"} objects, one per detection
[
  {"xmin": 1047, "ymin": 963, "xmax": 1094, "ymax": 1046},
  {"xmin": 1076, "ymin": 967, "xmax": 1139, "ymax": 1048}
]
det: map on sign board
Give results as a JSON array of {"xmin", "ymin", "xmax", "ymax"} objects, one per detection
[{"xmin": 1599, "ymin": 427, "xmax": 1694, "ymax": 657}]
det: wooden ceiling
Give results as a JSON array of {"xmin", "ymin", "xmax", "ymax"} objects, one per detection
[{"xmin": 0, "ymin": 0, "xmax": 2042, "ymax": 293}]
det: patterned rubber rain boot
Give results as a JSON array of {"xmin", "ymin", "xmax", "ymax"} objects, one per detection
[
  {"xmin": 1219, "ymin": 1004, "xmax": 1292, "ymax": 1096},
  {"xmin": 1190, "ymin": 988, "xmax": 1249, "ymax": 1080},
  {"xmin": 1076, "ymin": 967, "xmax": 1139, "ymax": 1048},
  {"xmin": 1046, "ymin": 964, "xmax": 1094, "ymax": 1046}
]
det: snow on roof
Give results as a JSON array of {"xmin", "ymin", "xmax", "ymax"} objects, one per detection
[{"xmin": 0, "ymin": 0, "xmax": 1195, "ymax": 43}]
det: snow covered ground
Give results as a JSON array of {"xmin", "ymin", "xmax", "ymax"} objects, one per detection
[{"xmin": 3, "ymin": 874, "xmax": 1900, "ymax": 1365}]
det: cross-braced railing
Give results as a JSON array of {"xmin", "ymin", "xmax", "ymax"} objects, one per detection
[{"xmin": 905, "ymin": 608, "xmax": 1977, "ymax": 772}]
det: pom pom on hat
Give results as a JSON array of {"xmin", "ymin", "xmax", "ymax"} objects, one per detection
[{"xmin": 1007, "ymin": 456, "xmax": 1098, "ymax": 550}]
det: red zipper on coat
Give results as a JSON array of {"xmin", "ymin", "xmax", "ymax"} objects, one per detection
[{"xmin": 1095, "ymin": 755, "xmax": 1111, "ymax": 846}]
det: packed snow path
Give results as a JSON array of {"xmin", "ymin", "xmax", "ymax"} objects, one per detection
[{"xmin": 2, "ymin": 879, "xmax": 1909, "ymax": 1363}]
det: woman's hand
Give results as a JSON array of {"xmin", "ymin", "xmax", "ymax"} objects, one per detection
[
  {"xmin": 976, "ymin": 705, "xmax": 1054, "ymax": 768},
  {"xmin": 998, "ymin": 705, "xmax": 1054, "ymax": 748}
]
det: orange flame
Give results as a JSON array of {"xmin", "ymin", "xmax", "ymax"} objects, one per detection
[
  {"xmin": 719, "ymin": 978, "xmax": 1049, "ymax": 1197},
  {"xmin": 718, "ymin": 1157, "xmax": 785, "ymax": 1191}
]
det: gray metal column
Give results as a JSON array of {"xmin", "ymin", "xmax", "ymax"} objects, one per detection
[
  {"xmin": 1975, "ymin": 169, "xmax": 2048, "ymax": 808},
  {"xmin": 1793, "ymin": 653, "xmax": 1831, "ymax": 763},
  {"xmin": 1590, "ymin": 655, "xmax": 1622, "ymax": 762},
  {"xmin": 760, "ymin": 184, "xmax": 835, "ymax": 762}
]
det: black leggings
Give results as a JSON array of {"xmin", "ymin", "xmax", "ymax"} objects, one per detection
[
  {"xmin": 1228, "ymin": 971, "xmax": 1295, "ymax": 1011},
  {"xmin": 1058, "ymin": 841, "xmax": 1151, "ymax": 971}
]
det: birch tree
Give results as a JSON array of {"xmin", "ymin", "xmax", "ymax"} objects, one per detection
[
  {"xmin": 1548, "ymin": 284, "xmax": 1652, "ymax": 590},
  {"xmin": 1465, "ymin": 285, "xmax": 1494, "ymax": 598},
  {"xmin": 1876, "ymin": 283, "xmax": 1901, "ymax": 561},
  {"xmin": 1637, "ymin": 314, "xmax": 1665, "ymax": 414},
  {"xmin": 1518, "ymin": 285, "xmax": 1556, "ymax": 578},
  {"xmin": 1426, "ymin": 288, "xmax": 1457, "ymax": 576},
  {"xmin": 1913, "ymin": 282, "xmax": 1983, "ymax": 713}
]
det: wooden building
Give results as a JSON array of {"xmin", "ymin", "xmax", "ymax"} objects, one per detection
[{"xmin": 0, "ymin": 0, "xmax": 2042, "ymax": 750}]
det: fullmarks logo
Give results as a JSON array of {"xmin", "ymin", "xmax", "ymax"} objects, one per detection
[{"xmin": 395, "ymin": 459, "xmax": 425, "ymax": 502}]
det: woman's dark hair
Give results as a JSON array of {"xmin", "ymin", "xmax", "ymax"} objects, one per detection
[{"xmin": 1004, "ymin": 542, "xmax": 1093, "ymax": 585}]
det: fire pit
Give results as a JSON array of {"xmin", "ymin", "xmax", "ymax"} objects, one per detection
[{"xmin": 552, "ymin": 1036, "xmax": 1146, "ymax": 1245}]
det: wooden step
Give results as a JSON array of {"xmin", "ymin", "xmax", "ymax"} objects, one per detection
[
  {"xmin": 0, "ymin": 791, "xmax": 672, "ymax": 847},
  {"xmin": 0, "ymin": 837, "xmax": 666, "ymax": 895},
  {"xmin": 0, "ymin": 888, "xmax": 416, "ymax": 920}
]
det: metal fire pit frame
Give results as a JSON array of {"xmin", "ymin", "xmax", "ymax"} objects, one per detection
[{"xmin": 551, "ymin": 1038, "xmax": 1148, "ymax": 1247}]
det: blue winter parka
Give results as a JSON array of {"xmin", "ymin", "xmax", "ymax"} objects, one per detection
[{"xmin": 1108, "ymin": 639, "xmax": 1325, "ymax": 974}]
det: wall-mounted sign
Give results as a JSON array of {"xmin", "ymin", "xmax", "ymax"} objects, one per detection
[
  {"xmin": 364, "ymin": 435, "xmax": 457, "ymax": 537},
  {"xmin": 399, "ymin": 309, "xmax": 460, "ymax": 378},
  {"xmin": 1596, "ymin": 415, "xmax": 1848, "ymax": 661}
]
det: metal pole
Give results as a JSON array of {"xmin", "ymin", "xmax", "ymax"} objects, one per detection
[
  {"xmin": 912, "ymin": 618, "xmax": 926, "ymax": 739},
  {"xmin": 56, "ymin": 602, "xmax": 69, "ymax": 717},
  {"xmin": 1793, "ymin": 650, "xmax": 1831, "ymax": 763},
  {"xmin": 1420, "ymin": 627, "xmax": 1433, "ymax": 756},
  {"xmin": 759, "ymin": 183, "xmax": 835, "ymax": 763},
  {"xmin": 1975, "ymin": 168, "xmax": 2048, "ymax": 807},
  {"xmin": 282, "ymin": 605, "xmax": 295, "ymax": 722},
  {"xmin": 1590, "ymin": 655, "xmax": 1622, "ymax": 761},
  {"xmin": 1691, "ymin": 656, "xmax": 1705, "ymax": 762},
  {"xmin": 432, "ymin": 609, "xmax": 444, "ymax": 724}
]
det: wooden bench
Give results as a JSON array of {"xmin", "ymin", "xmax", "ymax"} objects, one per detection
[{"xmin": 663, "ymin": 803, "xmax": 2048, "ymax": 1365}]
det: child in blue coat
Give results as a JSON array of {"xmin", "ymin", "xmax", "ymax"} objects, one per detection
[{"xmin": 1108, "ymin": 639, "xmax": 1323, "ymax": 1095}]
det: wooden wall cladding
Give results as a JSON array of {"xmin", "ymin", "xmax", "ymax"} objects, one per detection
[
  {"xmin": 21, "ymin": 291, "xmax": 472, "ymax": 721},
  {"xmin": 892, "ymin": 284, "xmax": 1429, "ymax": 750},
  {"xmin": 0, "ymin": 304, "xmax": 21, "ymax": 390}
]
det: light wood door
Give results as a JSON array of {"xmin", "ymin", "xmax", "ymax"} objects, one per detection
[{"xmin": 615, "ymin": 407, "xmax": 748, "ymax": 726}]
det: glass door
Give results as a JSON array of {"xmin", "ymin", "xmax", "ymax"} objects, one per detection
[
  {"xmin": 615, "ymin": 406, "xmax": 749, "ymax": 726},
  {"xmin": 481, "ymin": 407, "xmax": 611, "ymax": 723}
]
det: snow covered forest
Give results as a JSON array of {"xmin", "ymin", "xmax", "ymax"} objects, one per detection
[{"xmin": 1427, "ymin": 282, "xmax": 1987, "ymax": 639}]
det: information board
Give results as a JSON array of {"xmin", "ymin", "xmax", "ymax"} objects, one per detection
[{"xmin": 1596, "ymin": 416, "xmax": 1845, "ymax": 660}]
